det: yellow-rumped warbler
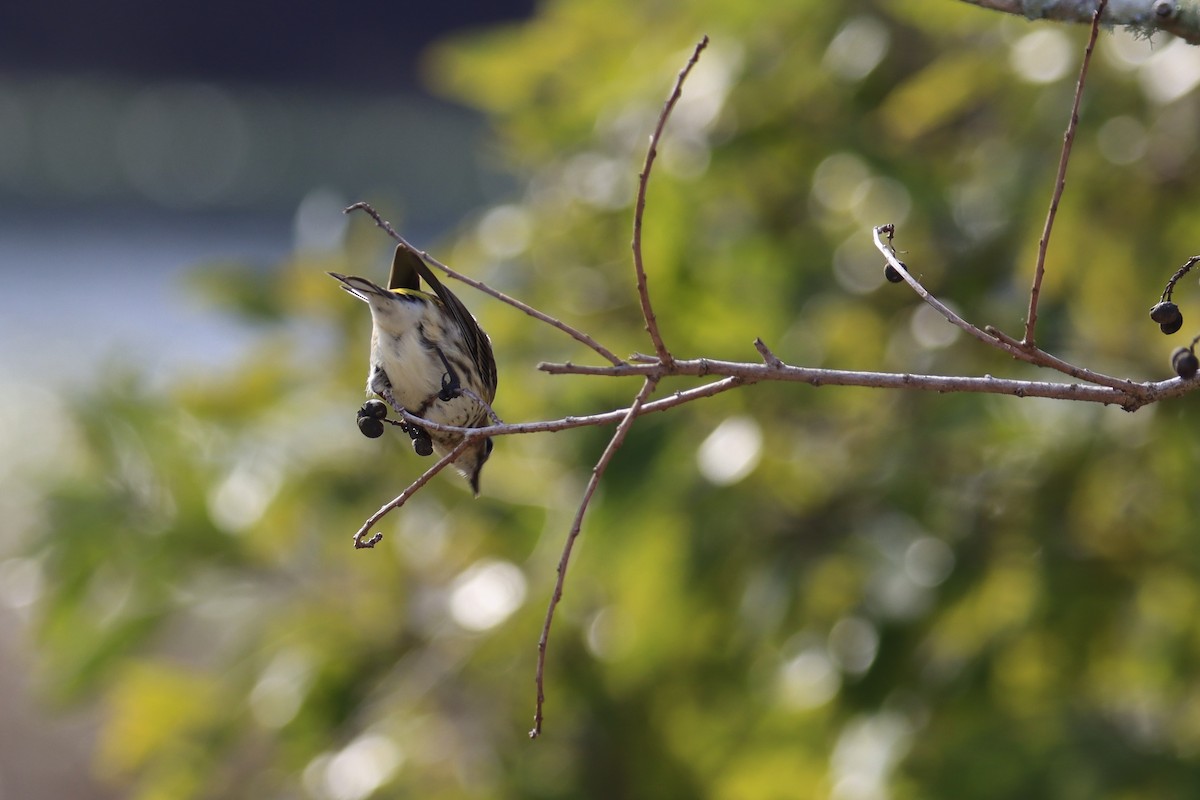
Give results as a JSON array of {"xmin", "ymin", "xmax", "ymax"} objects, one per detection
[{"xmin": 330, "ymin": 244, "xmax": 498, "ymax": 495}]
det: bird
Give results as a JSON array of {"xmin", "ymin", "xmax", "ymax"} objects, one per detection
[{"xmin": 330, "ymin": 244, "xmax": 498, "ymax": 495}]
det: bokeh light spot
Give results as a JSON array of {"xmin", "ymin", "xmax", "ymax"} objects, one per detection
[
  {"xmin": 823, "ymin": 16, "xmax": 891, "ymax": 82},
  {"xmin": 812, "ymin": 153, "xmax": 870, "ymax": 213},
  {"xmin": 0, "ymin": 557, "xmax": 43, "ymax": 610},
  {"xmin": 448, "ymin": 559, "xmax": 527, "ymax": 631},
  {"xmin": 778, "ymin": 646, "xmax": 841, "ymax": 710},
  {"xmin": 294, "ymin": 187, "xmax": 350, "ymax": 251},
  {"xmin": 1139, "ymin": 37, "xmax": 1200, "ymax": 105},
  {"xmin": 697, "ymin": 415, "xmax": 763, "ymax": 486},
  {"xmin": 904, "ymin": 537, "xmax": 955, "ymax": 588},
  {"xmin": 1096, "ymin": 115, "xmax": 1148, "ymax": 165},
  {"xmin": 828, "ymin": 617, "xmax": 880, "ymax": 676},
  {"xmin": 306, "ymin": 735, "xmax": 404, "ymax": 800},
  {"xmin": 909, "ymin": 303, "xmax": 960, "ymax": 350},
  {"xmin": 1009, "ymin": 29, "xmax": 1073, "ymax": 84},
  {"xmin": 477, "ymin": 204, "xmax": 532, "ymax": 260},
  {"xmin": 250, "ymin": 648, "xmax": 313, "ymax": 730}
]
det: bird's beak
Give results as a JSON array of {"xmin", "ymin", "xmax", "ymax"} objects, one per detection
[{"xmin": 328, "ymin": 272, "xmax": 388, "ymax": 302}]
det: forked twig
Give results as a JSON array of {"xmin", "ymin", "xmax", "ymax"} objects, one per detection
[
  {"xmin": 529, "ymin": 376, "xmax": 662, "ymax": 738},
  {"xmin": 874, "ymin": 225, "xmax": 1141, "ymax": 396},
  {"xmin": 1023, "ymin": 0, "xmax": 1107, "ymax": 346}
]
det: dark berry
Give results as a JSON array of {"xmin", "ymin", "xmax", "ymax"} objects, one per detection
[
  {"xmin": 360, "ymin": 399, "xmax": 388, "ymax": 420},
  {"xmin": 357, "ymin": 416, "xmax": 385, "ymax": 438},
  {"xmin": 1173, "ymin": 347, "xmax": 1199, "ymax": 379},
  {"xmin": 1150, "ymin": 300, "xmax": 1182, "ymax": 324},
  {"xmin": 407, "ymin": 424, "xmax": 434, "ymax": 456},
  {"xmin": 884, "ymin": 261, "xmax": 906, "ymax": 284},
  {"xmin": 1161, "ymin": 317, "xmax": 1184, "ymax": 335}
]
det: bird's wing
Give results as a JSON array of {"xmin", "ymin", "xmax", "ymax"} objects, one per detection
[{"xmin": 392, "ymin": 245, "xmax": 498, "ymax": 395}]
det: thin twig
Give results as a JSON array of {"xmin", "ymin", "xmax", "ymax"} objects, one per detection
[
  {"xmin": 350, "ymin": 438, "xmax": 473, "ymax": 548},
  {"xmin": 631, "ymin": 36, "xmax": 709, "ymax": 367},
  {"xmin": 346, "ymin": 202, "xmax": 624, "ymax": 366},
  {"xmin": 754, "ymin": 337, "xmax": 785, "ymax": 368},
  {"xmin": 530, "ymin": 376, "xmax": 662, "ymax": 739},
  {"xmin": 1023, "ymin": 0, "xmax": 1107, "ymax": 346},
  {"xmin": 394, "ymin": 376, "xmax": 750, "ymax": 440}
]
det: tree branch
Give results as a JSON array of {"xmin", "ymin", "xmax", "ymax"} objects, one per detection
[
  {"xmin": 540, "ymin": 357, "xmax": 1196, "ymax": 410},
  {"xmin": 956, "ymin": 0, "xmax": 1200, "ymax": 44}
]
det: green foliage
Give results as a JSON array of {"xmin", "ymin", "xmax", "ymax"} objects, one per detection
[{"xmin": 18, "ymin": 0, "xmax": 1200, "ymax": 797}]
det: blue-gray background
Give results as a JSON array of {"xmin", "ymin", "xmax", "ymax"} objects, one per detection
[
  {"xmin": 0, "ymin": 1, "xmax": 532, "ymax": 384},
  {"xmin": 0, "ymin": 5, "xmax": 530, "ymax": 796}
]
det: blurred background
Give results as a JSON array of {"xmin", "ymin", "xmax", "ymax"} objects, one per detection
[{"xmin": 6, "ymin": 1, "xmax": 1200, "ymax": 798}]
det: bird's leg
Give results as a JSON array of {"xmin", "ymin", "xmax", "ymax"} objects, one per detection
[
  {"xmin": 433, "ymin": 345, "xmax": 461, "ymax": 402},
  {"xmin": 374, "ymin": 379, "xmax": 433, "ymax": 456},
  {"xmin": 376, "ymin": 381, "xmax": 403, "ymax": 416}
]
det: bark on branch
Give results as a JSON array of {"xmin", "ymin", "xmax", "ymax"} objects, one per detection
[{"xmin": 957, "ymin": 0, "xmax": 1200, "ymax": 44}]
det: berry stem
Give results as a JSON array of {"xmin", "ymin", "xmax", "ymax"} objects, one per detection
[{"xmin": 1159, "ymin": 255, "xmax": 1200, "ymax": 302}]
